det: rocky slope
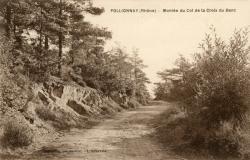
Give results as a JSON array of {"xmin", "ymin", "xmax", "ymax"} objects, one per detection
[{"xmin": 0, "ymin": 76, "xmax": 125, "ymax": 154}]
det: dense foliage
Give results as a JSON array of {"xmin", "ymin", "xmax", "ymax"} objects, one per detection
[
  {"xmin": 0, "ymin": 0, "xmax": 150, "ymax": 107},
  {"xmin": 70, "ymin": 46, "xmax": 150, "ymax": 104},
  {"xmin": 154, "ymin": 29, "xmax": 250, "ymax": 156}
]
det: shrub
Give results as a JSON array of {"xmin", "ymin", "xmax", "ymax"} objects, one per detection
[
  {"xmin": 52, "ymin": 111, "xmax": 81, "ymax": 130},
  {"xmin": 183, "ymin": 115, "xmax": 243, "ymax": 157},
  {"xmin": 2, "ymin": 121, "xmax": 33, "ymax": 148},
  {"xmin": 35, "ymin": 107, "xmax": 56, "ymax": 121},
  {"xmin": 35, "ymin": 106, "xmax": 86, "ymax": 130},
  {"xmin": 155, "ymin": 28, "xmax": 250, "ymax": 156},
  {"xmin": 156, "ymin": 106, "xmax": 242, "ymax": 157},
  {"xmin": 128, "ymin": 99, "xmax": 140, "ymax": 108}
]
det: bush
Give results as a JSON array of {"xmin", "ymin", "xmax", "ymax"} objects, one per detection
[
  {"xmin": 156, "ymin": 106, "xmax": 242, "ymax": 157},
  {"xmin": 185, "ymin": 30, "xmax": 249, "ymax": 156},
  {"xmin": 184, "ymin": 115, "xmax": 243, "ymax": 157},
  {"xmin": 127, "ymin": 99, "xmax": 140, "ymax": 108},
  {"xmin": 51, "ymin": 111, "xmax": 86, "ymax": 130},
  {"xmin": 35, "ymin": 106, "xmax": 87, "ymax": 130},
  {"xmin": 2, "ymin": 121, "xmax": 33, "ymax": 148},
  {"xmin": 35, "ymin": 107, "xmax": 56, "ymax": 121},
  {"xmin": 155, "ymin": 28, "xmax": 250, "ymax": 157}
]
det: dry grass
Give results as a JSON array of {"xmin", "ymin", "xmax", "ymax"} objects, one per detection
[
  {"xmin": 35, "ymin": 107, "xmax": 56, "ymax": 121},
  {"xmin": 152, "ymin": 103, "xmax": 247, "ymax": 160},
  {"xmin": 1, "ymin": 121, "xmax": 33, "ymax": 148},
  {"xmin": 35, "ymin": 106, "xmax": 88, "ymax": 130}
]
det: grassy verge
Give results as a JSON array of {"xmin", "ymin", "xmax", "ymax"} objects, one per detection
[{"xmin": 152, "ymin": 102, "xmax": 248, "ymax": 160}]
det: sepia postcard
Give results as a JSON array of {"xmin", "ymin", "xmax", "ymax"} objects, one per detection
[{"xmin": 0, "ymin": 0, "xmax": 250, "ymax": 160}]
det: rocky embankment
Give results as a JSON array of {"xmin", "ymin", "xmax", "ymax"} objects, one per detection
[{"xmin": 0, "ymin": 76, "xmax": 132, "ymax": 154}]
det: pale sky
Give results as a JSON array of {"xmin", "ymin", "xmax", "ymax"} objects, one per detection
[{"xmin": 86, "ymin": 0, "xmax": 250, "ymax": 95}]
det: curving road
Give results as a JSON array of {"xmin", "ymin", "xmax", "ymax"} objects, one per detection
[{"xmin": 7, "ymin": 102, "xmax": 184, "ymax": 160}]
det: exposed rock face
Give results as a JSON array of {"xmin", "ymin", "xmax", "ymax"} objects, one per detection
[
  {"xmin": 35, "ymin": 77, "xmax": 122, "ymax": 119},
  {"xmin": 0, "ymin": 75, "xmax": 123, "ymax": 152},
  {"xmin": 0, "ymin": 75, "xmax": 122, "ymax": 131},
  {"xmin": 19, "ymin": 77, "xmax": 125, "ymax": 134}
]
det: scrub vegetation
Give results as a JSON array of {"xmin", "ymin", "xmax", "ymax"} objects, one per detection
[{"xmin": 154, "ymin": 28, "xmax": 250, "ymax": 158}]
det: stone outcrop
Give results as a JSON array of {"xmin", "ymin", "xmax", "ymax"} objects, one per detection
[{"xmin": 34, "ymin": 77, "xmax": 122, "ymax": 120}]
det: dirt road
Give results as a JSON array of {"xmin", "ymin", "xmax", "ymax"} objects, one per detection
[{"xmin": 6, "ymin": 102, "xmax": 185, "ymax": 160}]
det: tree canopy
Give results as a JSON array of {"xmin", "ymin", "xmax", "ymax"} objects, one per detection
[{"xmin": 0, "ymin": 0, "xmax": 150, "ymax": 105}]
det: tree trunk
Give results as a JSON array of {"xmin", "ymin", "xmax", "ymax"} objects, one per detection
[
  {"xmin": 5, "ymin": 3, "xmax": 11, "ymax": 38},
  {"xmin": 45, "ymin": 35, "xmax": 49, "ymax": 50},
  {"xmin": 58, "ymin": 33, "xmax": 62, "ymax": 76},
  {"xmin": 39, "ymin": 6, "xmax": 43, "ymax": 50},
  {"xmin": 58, "ymin": 0, "xmax": 63, "ymax": 77}
]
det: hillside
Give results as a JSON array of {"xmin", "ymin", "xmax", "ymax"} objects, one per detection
[{"xmin": 0, "ymin": 76, "xmax": 130, "ymax": 155}]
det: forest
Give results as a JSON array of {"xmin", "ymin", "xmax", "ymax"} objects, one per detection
[
  {"xmin": 0, "ymin": 0, "xmax": 150, "ymax": 152},
  {"xmin": 0, "ymin": 0, "xmax": 150, "ymax": 101}
]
